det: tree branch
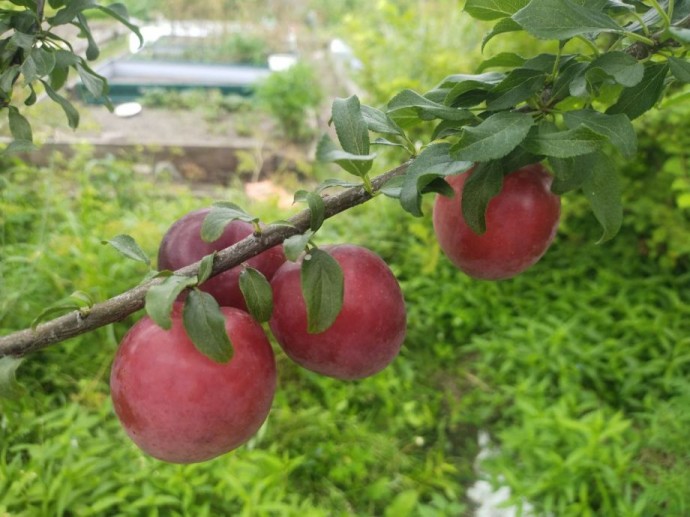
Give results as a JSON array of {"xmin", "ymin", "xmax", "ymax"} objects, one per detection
[{"xmin": 0, "ymin": 162, "xmax": 411, "ymax": 358}]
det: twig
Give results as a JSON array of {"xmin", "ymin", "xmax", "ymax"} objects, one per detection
[{"xmin": 0, "ymin": 162, "xmax": 411, "ymax": 358}]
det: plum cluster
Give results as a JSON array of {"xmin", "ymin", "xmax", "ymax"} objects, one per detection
[{"xmin": 110, "ymin": 163, "xmax": 560, "ymax": 464}]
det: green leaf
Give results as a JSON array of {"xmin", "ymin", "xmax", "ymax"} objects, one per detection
[
  {"xmin": 24, "ymin": 84, "xmax": 37, "ymax": 106},
  {"xmin": 400, "ymin": 143, "xmax": 473, "ymax": 217},
  {"xmin": 521, "ymin": 124, "xmax": 607, "ymax": 158},
  {"xmin": 451, "ymin": 112, "xmax": 534, "ymax": 162},
  {"xmin": 512, "ymin": 0, "xmax": 622, "ymax": 40},
  {"xmin": 442, "ymin": 72, "xmax": 505, "ymax": 107},
  {"xmin": 3, "ymin": 139, "xmax": 36, "ymax": 154},
  {"xmin": 581, "ymin": 152, "xmax": 622, "ymax": 242},
  {"xmin": 486, "ymin": 67, "xmax": 547, "ymax": 110},
  {"xmin": 239, "ymin": 267, "xmax": 274, "ymax": 322},
  {"xmin": 668, "ymin": 57, "xmax": 690, "ymax": 83},
  {"xmin": 669, "ymin": 26, "xmax": 690, "ymax": 44},
  {"xmin": 563, "ymin": 109, "xmax": 636, "ymax": 158},
  {"xmin": 96, "ymin": 3, "xmax": 144, "ymax": 48},
  {"xmin": 0, "ymin": 65, "xmax": 20, "ymax": 94},
  {"xmin": 316, "ymin": 134, "xmax": 376, "ymax": 178},
  {"xmin": 76, "ymin": 61, "xmax": 108, "ymax": 99},
  {"xmin": 465, "ymin": 0, "xmax": 530, "ymax": 20},
  {"xmin": 587, "ymin": 51, "xmax": 644, "ymax": 88},
  {"xmin": 145, "ymin": 275, "xmax": 197, "ymax": 330},
  {"xmin": 41, "ymin": 80, "xmax": 80, "ymax": 129},
  {"xmin": 607, "ymin": 62, "xmax": 669, "ymax": 120},
  {"xmin": 315, "ymin": 178, "xmax": 361, "ymax": 192},
  {"xmin": 102, "ymin": 234, "xmax": 150, "ymax": 265},
  {"xmin": 332, "ymin": 95, "xmax": 370, "ymax": 156},
  {"xmin": 76, "ymin": 13, "xmax": 100, "ymax": 61},
  {"xmin": 294, "ymin": 190, "xmax": 326, "ymax": 232},
  {"xmin": 482, "ymin": 18, "xmax": 523, "ymax": 50},
  {"xmin": 197, "ymin": 252, "xmax": 216, "ymax": 284},
  {"xmin": 47, "ymin": 0, "xmax": 97, "ymax": 25},
  {"xmin": 0, "ymin": 357, "xmax": 24, "ymax": 399},
  {"xmin": 7, "ymin": 106, "xmax": 33, "ymax": 142},
  {"xmin": 387, "ymin": 89, "xmax": 474, "ymax": 125},
  {"xmin": 361, "ymin": 104, "xmax": 405, "ymax": 137},
  {"xmin": 548, "ymin": 153, "xmax": 597, "ymax": 194},
  {"xmin": 183, "ymin": 290, "xmax": 234, "ymax": 363},
  {"xmin": 201, "ymin": 202, "xmax": 257, "ymax": 242},
  {"xmin": 301, "ymin": 248, "xmax": 344, "ymax": 334},
  {"xmin": 30, "ymin": 291, "xmax": 94, "ymax": 330},
  {"xmin": 476, "ymin": 52, "xmax": 527, "ymax": 72},
  {"xmin": 283, "ymin": 231, "xmax": 314, "ymax": 262},
  {"xmin": 461, "ymin": 161, "xmax": 505, "ymax": 235}
]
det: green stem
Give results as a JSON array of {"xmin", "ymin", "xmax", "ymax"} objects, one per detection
[
  {"xmin": 575, "ymin": 35, "xmax": 601, "ymax": 57},
  {"xmin": 362, "ymin": 175, "xmax": 375, "ymax": 196},
  {"xmin": 669, "ymin": 0, "xmax": 675, "ymax": 22},
  {"xmin": 649, "ymin": 0, "xmax": 672, "ymax": 28},
  {"xmin": 624, "ymin": 31, "xmax": 656, "ymax": 46}
]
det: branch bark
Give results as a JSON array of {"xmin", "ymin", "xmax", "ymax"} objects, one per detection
[{"xmin": 0, "ymin": 162, "xmax": 411, "ymax": 358}]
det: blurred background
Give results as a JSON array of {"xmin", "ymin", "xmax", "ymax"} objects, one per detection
[{"xmin": 1, "ymin": 1, "xmax": 689, "ymax": 515}]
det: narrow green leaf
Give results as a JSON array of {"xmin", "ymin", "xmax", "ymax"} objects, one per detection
[
  {"xmin": 476, "ymin": 52, "xmax": 527, "ymax": 73},
  {"xmin": 548, "ymin": 153, "xmax": 597, "ymax": 194},
  {"xmin": 465, "ymin": 0, "xmax": 530, "ymax": 20},
  {"xmin": 315, "ymin": 178, "xmax": 360, "ymax": 192},
  {"xmin": 587, "ymin": 51, "xmax": 644, "ymax": 88},
  {"xmin": 361, "ymin": 104, "xmax": 405, "ymax": 137},
  {"xmin": 400, "ymin": 143, "xmax": 473, "ymax": 217},
  {"xmin": 315, "ymin": 134, "xmax": 376, "ymax": 178},
  {"xmin": 607, "ymin": 62, "xmax": 669, "ymax": 120},
  {"xmin": 668, "ymin": 57, "xmax": 690, "ymax": 83},
  {"xmin": 7, "ymin": 106, "xmax": 33, "ymax": 142},
  {"xmin": 512, "ymin": 0, "xmax": 622, "ymax": 40},
  {"xmin": 24, "ymin": 84, "xmax": 37, "ymax": 106},
  {"xmin": 76, "ymin": 61, "xmax": 108, "ymax": 99},
  {"xmin": 283, "ymin": 231, "xmax": 314, "ymax": 262},
  {"xmin": 482, "ymin": 18, "xmax": 523, "ymax": 50},
  {"xmin": 304, "ymin": 192, "xmax": 326, "ymax": 232},
  {"xmin": 0, "ymin": 357, "xmax": 24, "ymax": 399},
  {"xmin": 332, "ymin": 95, "xmax": 370, "ymax": 157},
  {"xmin": 581, "ymin": 153, "xmax": 622, "ymax": 242},
  {"xmin": 0, "ymin": 65, "xmax": 20, "ymax": 93},
  {"xmin": 301, "ymin": 249, "xmax": 344, "ymax": 334},
  {"xmin": 669, "ymin": 26, "xmax": 690, "ymax": 44},
  {"xmin": 183, "ymin": 290, "xmax": 234, "ymax": 363},
  {"xmin": 239, "ymin": 267, "xmax": 274, "ymax": 322},
  {"xmin": 145, "ymin": 275, "xmax": 198, "ymax": 330},
  {"xmin": 461, "ymin": 161, "xmax": 505, "ymax": 235},
  {"xmin": 443, "ymin": 72, "xmax": 505, "ymax": 107},
  {"xmin": 102, "ymin": 234, "xmax": 150, "ymax": 265},
  {"xmin": 387, "ymin": 89, "xmax": 474, "ymax": 125},
  {"xmin": 41, "ymin": 80, "xmax": 79, "ymax": 128},
  {"xmin": 197, "ymin": 252, "xmax": 216, "ymax": 284},
  {"xmin": 521, "ymin": 124, "xmax": 607, "ymax": 158},
  {"xmin": 486, "ymin": 68, "xmax": 546, "ymax": 110},
  {"xmin": 563, "ymin": 109, "xmax": 636, "ymax": 158},
  {"xmin": 96, "ymin": 3, "xmax": 144, "ymax": 48},
  {"xmin": 201, "ymin": 202, "xmax": 257, "ymax": 242},
  {"xmin": 452, "ymin": 112, "xmax": 534, "ymax": 162},
  {"xmin": 30, "ymin": 291, "xmax": 95, "ymax": 330},
  {"xmin": 47, "ymin": 0, "xmax": 97, "ymax": 25},
  {"xmin": 76, "ymin": 13, "xmax": 100, "ymax": 61}
]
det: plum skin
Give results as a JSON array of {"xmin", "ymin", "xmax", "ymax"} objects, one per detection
[
  {"xmin": 157, "ymin": 208, "xmax": 286, "ymax": 309},
  {"xmin": 269, "ymin": 244, "xmax": 407, "ymax": 380},
  {"xmin": 433, "ymin": 163, "xmax": 561, "ymax": 280},
  {"xmin": 110, "ymin": 305, "xmax": 276, "ymax": 464}
]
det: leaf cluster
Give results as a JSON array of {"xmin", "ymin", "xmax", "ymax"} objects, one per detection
[{"xmin": 0, "ymin": 0, "xmax": 142, "ymax": 152}]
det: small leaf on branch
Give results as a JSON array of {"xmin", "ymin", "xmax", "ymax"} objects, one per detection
[
  {"xmin": 512, "ymin": 0, "xmax": 622, "ymax": 40},
  {"xmin": 400, "ymin": 143, "xmax": 473, "ymax": 217},
  {"xmin": 332, "ymin": 95, "xmax": 370, "ymax": 157},
  {"xmin": 486, "ymin": 67, "xmax": 546, "ymax": 110},
  {"xmin": 361, "ymin": 104, "xmax": 406, "ymax": 137},
  {"xmin": 41, "ymin": 80, "xmax": 80, "ymax": 128},
  {"xmin": 461, "ymin": 161, "xmax": 505, "ymax": 235},
  {"xmin": 465, "ymin": 0, "xmax": 529, "ymax": 20},
  {"xmin": 482, "ymin": 18, "xmax": 523, "ymax": 50},
  {"xmin": 563, "ymin": 109, "xmax": 637, "ymax": 158},
  {"xmin": 145, "ymin": 275, "xmax": 198, "ymax": 330},
  {"xmin": 581, "ymin": 152, "xmax": 622, "ymax": 243},
  {"xmin": 441, "ymin": 72, "xmax": 505, "ymax": 108},
  {"xmin": 548, "ymin": 153, "xmax": 597, "ymax": 195},
  {"xmin": 294, "ymin": 190, "xmax": 326, "ymax": 232},
  {"xmin": 239, "ymin": 267, "xmax": 274, "ymax": 323},
  {"xmin": 387, "ymin": 89, "xmax": 474, "ymax": 126},
  {"xmin": 7, "ymin": 106, "xmax": 33, "ymax": 143},
  {"xmin": 96, "ymin": 3, "xmax": 144, "ymax": 48},
  {"xmin": 301, "ymin": 249, "xmax": 344, "ymax": 334},
  {"xmin": 451, "ymin": 111, "xmax": 534, "ymax": 162},
  {"xmin": 477, "ymin": 52, "xmax": 527, "ymax": 72},
  {"xmin": 30, "ymin": 291, "xmax": 95, "ymax": 330},
  {"xmin": 198, "ymin": 252, "xmax": 216, "ymax": 284},
  {"xmin": 315, "ymin": 178, "xmax": 361, "ymax": 192},
  {"xmin": 521, "ymin": 124, "xmax": 607, "ymax": 158},
  {"xmin": 201, "ymin": 202, "xmax": 258, "ymax": 242},
  {"xmin": 102, "ymin": 234, "xmax": 150, "ymax": 265},
  {"xmin": 316, "ymin": 134, "xmax": 376, "ymax": 178},
  {"xmin": 668, "ymin": 57, "xmax": 690, "ymax": 83},
  {"xmin": 183, "ymin": 290, "xmax": 234, "ymax": 363},
  {"xmin": 669, "ymin": 26, "xmax": 690, "ymax": 44},
  {"xmin": 0, "ymin": 356, "xmax": 24, "ymax": 399},
  {"xmin": 606, "ymin": 62, "xmax": 669, "ymax": 120},
  {"xmin": 283, "ymin": 231, "xmax": 314, "ymax": 262}
]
